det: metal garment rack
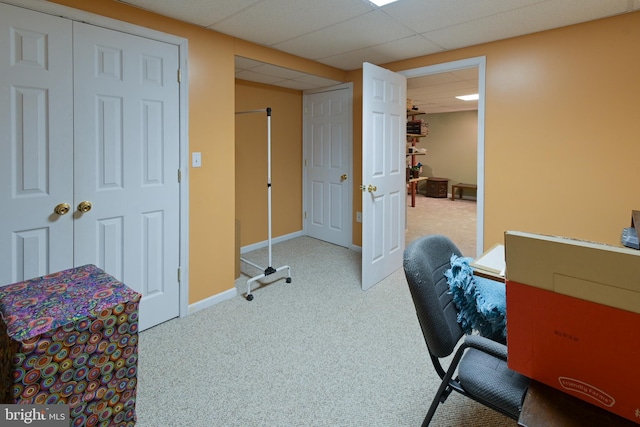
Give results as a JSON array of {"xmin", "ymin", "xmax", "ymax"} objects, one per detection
[{"xmin": 235, "ymin": 107, "xmax": 292, "ymax": 301}]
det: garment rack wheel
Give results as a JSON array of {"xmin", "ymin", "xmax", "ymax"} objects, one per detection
[{"xmin": 245, "ymin": 276, "xmax": 292, "ymax": 301}]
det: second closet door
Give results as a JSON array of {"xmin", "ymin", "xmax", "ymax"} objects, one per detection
[{"xmin": 73, "ymin": 22, "xmax": 181, "ymax": 330}]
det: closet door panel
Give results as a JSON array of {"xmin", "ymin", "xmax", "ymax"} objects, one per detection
[
  {"xmin": 0, "ymin": 3, "xmax": 73, "ymax": 285},
  {"xmin": 73, "ymin": 22, "xmax": 180, "ymax": 330}
]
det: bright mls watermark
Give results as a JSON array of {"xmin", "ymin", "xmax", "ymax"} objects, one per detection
[{"xmin": 1, "ymin": 405, "xmax": 68, "ymax": 426}]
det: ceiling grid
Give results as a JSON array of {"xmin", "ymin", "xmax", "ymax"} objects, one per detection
[{"xmin": 120, "ymin": 0, "xmax": 640, "ymax": 112}]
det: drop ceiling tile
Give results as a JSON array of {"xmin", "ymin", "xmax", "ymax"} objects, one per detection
[
  {"xmin": 210, "ymin": 0, "xmax": 374, "ymax": 46},
  {"xmin": 293, "ymin": 75, "xmax": 343, "ymax": 87},
  {"xmin": 130, "ymin": 0, "xmax": 638, "ymax": 107},
  {"xmin": 451, "ymin": 68, "xmax": 480, "ymax": 81},
  {"xmin": 408, "ymin": 71, "xmax": 476, "ymax": 89},
  {"xmin": 119, "ymin": 0, "xmax": 261, "ymax": 27},
  {"xmin": 374, "ymin": 35, "xmax": 445, "ymax": 63},
  {"xmin": 413, "ymin": 81, "xmax": 478, "ymax": 97},
  {"xmin": 274, "ymin": 80, "xmax": 317, "ymax": 90},
  {"xmin": 318, "ymin": 34, "xmax": 443, "ymax": 70},
  {"xmin": 383, "ymin": 0, "xmax": 546, "ymax": 33},
  {"xmin": 235, "ymin": 69, "xmax": 286, "ymax": 85},
  {"xmin": 274, "ymin": 10, "xmax": 414, "ymax": 60},
  {"xmin": 424, "ymin": 0, "xmax": 632, "ymax": 50},
  {"xmin": 251, "ymin": 63, "xmax": 308, "ymax": 79},
  {"xmin": 411, "ymin": 90, "xmax": 479, "ymax": 108},
  {"xmin": 416, "ymin": 100, "xmax": 478, "ymax": 114},
  {"xmin": 434, "ymin": 97, "xmax": 478, "ymax": 107},
  {"xmin": 235, "ymin": 56, "xmax": 266, "ymax": 70}
]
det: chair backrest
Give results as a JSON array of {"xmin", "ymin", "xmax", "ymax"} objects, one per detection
[{"xmin": 403, "ymin": 234, "xmax": 464, "ymax": 358}]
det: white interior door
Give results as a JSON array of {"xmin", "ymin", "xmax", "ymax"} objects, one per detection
[
  {"xmin": 0, "ymin": 3, "xmax": 74, "ymax": 284},
  {"xmin": 73, "ymin": 22, "xmax": 181, "ymax": 331},
  {"xmin": 304, "ymin": 85, "xmax": 352, "ymax": 248},
  {"xmin": 361, "ymin": 62, "xmax": 406, "ymax": 290}
]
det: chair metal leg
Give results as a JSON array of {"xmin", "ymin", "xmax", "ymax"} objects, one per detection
[
  {"xmin": 422, "ymin": 381, "xmax": 450, "ymax": 427},
  {"xmin": 421, "ymin": 345, "xmax": 468, "ymax": 426}
]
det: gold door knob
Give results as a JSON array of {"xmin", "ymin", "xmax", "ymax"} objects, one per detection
[
  {"xmin": 340, "ymin": 174, "xmax": 348, "ymax": 182},
  {"xmin": 54, "ymin": 203, "xmax": 71, "ymax": 215},
  {"xmin": 368, "ymin": 185, "xmax": 377, "ymax": 192},
  {"xmin": 77, "ymin": 201, "xmax": 92, "ymax": 213}
]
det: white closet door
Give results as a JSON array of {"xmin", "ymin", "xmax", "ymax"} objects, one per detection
[
  {"xmin": 72, "ymin": 22, "xmax": 180, "ymax": 330},
  {"xmin": 305, "ymin": 87, "xmax": 351, "ymax": 248},
  {"xmin": 0, "ymin": 3, "xmax": 74, "ymax": 285}
]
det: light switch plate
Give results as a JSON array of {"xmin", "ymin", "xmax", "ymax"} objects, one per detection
[{"xmin": 192, "ymin": 152, "xmax": 202, "ymax": 167}]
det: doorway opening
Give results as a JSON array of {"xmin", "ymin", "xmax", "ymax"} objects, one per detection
[{"xmin": 400, "ymin": 57, "xmax": 485, "ymax": 258}]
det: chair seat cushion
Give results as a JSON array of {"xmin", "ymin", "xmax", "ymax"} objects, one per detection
[
  {"xmin": 458, "ymin": 348, "xmax": 529, "ymax": 417},
  {"xmin": 445, "ymin": 254, "xmax": 506, "ymax": 342}
]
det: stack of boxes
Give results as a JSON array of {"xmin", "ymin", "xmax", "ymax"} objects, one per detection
[
  {"xmin": 406, "ymin": 119, "xmax": 428, "ymax": 136},
  {"xmin": 505, "ymin": 231, "xmax": 640, "ymax": 424}
]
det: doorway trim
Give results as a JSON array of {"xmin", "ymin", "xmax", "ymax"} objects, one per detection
[
  {"xmin": 398, "ymin": 56, "xmax": 486, "ymax": 256},
  {"xmin": 3, "ymin": 0, "xmax": 191, "ymax": 319},
  {"xmin": 302, "ymin": 82, "xmax": 354, "ymax": 249}
]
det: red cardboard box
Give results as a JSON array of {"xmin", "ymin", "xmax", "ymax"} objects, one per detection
[{"xmin": 504, "ymin": 231, "xmax": 640, "ymax": 424}]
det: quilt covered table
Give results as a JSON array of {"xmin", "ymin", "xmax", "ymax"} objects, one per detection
[{"xmin": 0, "ymin": 265, "xmax": 141, "ymax": 426}]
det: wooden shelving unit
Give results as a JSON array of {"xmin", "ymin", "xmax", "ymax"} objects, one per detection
[{"xmin": 406, "ymin": 110, "xmax": 427, "ymax": 207}]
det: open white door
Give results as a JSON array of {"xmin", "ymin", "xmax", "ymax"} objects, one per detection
[{"xmin": 361, "ymin": 63, "xmax": 406, "ymax": 290}]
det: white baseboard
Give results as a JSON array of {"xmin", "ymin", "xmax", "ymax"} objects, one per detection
[
  {"xmin": 240, "ymin": 230, "xmax": 303, "ymax": 254},
  {"xmin": 188, "ymin": 287, "xmax": 237, "ymax": 315}
]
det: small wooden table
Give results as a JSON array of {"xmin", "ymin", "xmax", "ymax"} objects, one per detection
[
  {"xmin": 518, "ymin": 380, "xmax": 638, "ymax": 427},
  {"xmin": 408, "ymin": 176, "xmax": 428, "ymax": 207},
  {"xmin": 451, "ymin": 183, "xmax": 477, "ymax": 200}
]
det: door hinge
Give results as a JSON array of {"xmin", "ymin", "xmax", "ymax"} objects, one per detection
[
  {"xmin": 178, "ymin": 267, "xmax": 181, "ymax": 282},
  {"xmin": 177, "ymin": 69, "xmax": 182, "ymax": 83},
  {"xmin": 304, "ymin": 211, "xmax": 307, "ymax": 219},
  {"xmin": 178, "ymin": 169, "xmax": 182, "ymax": 183},
  {"xmin": 304, "ymin": 159, "xmax": 307, "ymax": 167}
]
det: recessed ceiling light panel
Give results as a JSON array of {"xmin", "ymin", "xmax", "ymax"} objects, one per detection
[
  {"xmin": 455, "ymin": 94, "xmax": 479, "ymax": 101},
  {"xmin": 369, "ymin": 0, "xmax": 401, "ymax": 7}
]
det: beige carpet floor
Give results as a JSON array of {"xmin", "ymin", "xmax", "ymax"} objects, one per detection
[
  {"xmin": 135, "ymin": 194, "xmax": 516, "ymax": 426},
  {"xmin": 406, "ymin": 193, "xmax": 477, "ymax": 256}
]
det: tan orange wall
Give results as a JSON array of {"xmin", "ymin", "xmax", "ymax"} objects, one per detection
[
  {"xmin": 347, "ymin": 70, "xmax": 363, "ymax": 246},
  {"xmin": 235, "ymin": 80, "xmax": 302, "ymax": 246},
  {"xmin": 376, "ymin": 11, "xmax": 640, "ymax": 249}
]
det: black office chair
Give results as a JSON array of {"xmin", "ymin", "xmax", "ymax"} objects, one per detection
[{"xmin": 403, "ymin": 234, "xmax": 529, "ymax": 426}]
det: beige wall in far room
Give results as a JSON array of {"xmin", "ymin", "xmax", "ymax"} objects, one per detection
[{"xmin": 415, "ymin": 111, "xmax": 478, "ymax": 195}]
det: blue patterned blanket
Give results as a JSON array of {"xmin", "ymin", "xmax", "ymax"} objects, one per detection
[{"xmin": 445, "ymin": 254, "xmax": 507, "ymax": 343}]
